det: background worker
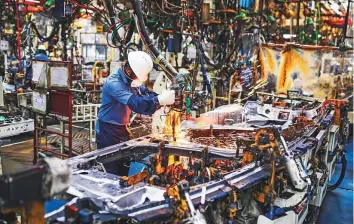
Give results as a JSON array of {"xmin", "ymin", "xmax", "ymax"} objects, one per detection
[{"xmin": 25, "ymin": 45, "xmax": 50, "ymax": 89}]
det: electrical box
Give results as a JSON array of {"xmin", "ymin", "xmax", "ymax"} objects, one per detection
[{"xmin": 0, "ymin": 40, "xmax": 9, "ymax": 51}]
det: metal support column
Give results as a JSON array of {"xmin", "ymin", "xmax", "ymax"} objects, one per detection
[
  {"xmin": 342, "ymin": 0, "xmax": 352, "ymax": 45},
  {"xmin": 296, "ymin": 1, "xmax": 301, "ymax": 36},
  {"xmin": 60, "ymin": 120, "xmax": 65, "ymax": 158},
  {"xmin": 33, "ymin": 113, "xmax": 38, "ymax": 164},
  {"xmin": 68, "ymin": 91, "xmax": 73, "ymax": 157}
]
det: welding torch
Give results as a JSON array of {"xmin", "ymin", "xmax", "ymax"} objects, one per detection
[{"xmin": 133, "ymin": 0, "xmax": 186, "ymax": 142}]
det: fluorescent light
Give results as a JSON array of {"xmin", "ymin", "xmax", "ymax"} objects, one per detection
[{"xmin": 25, "ymin": 0, "xmax": 40, "ymax": 3}]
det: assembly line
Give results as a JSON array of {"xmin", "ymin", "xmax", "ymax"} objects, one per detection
[{"xmin": 0, "ymin": 0, "xmax": 353, "ymax": 223}]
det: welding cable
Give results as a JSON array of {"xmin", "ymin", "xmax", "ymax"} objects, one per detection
[
  {"xmin": 134, "ymin": 16, "xmax": 157, "ymax": 58},
  {"xmin": 145, "ymin": 15, "xmax": 161, "ymax": 30},
  {"xmin": 199, "ymin": 41, "xmax": 229, "ymax": 70},
  {"xmin": 198, "ymin": 43, "xmax": 212, "ymax": 95},
  {"xmin": 132, "ymin": 2, "xmax": 159, "ymax": 58},
  {"xmin": 31, "ymin": 21, "xmax": 60, "ymax": 42},
  {"xmin": 164, "ymin": 0, "xmax": 182, "ymax": 9},
  {"xmin": 199, "ymin": 44, "xmax": 224, "ymax": 69},
  {"xmin": 69, "ymin": 0, "xmax": 105, "ymax": 13},
  {"xmin": 176, "ymin": 73, "xmax": 192, "ymax": 87},
  {"xmin": 199, "ymin": 25, "xmax": 242, "ymax": 70},
  {"xmin": 134, "ymin": 0, "xmax": 183, "ymax": 113},
  {"xmin": 122, "ymin": 19, "xmax": 135, "ymax": 45},
  {"xmin": 103, "ymin": 0, "xmax": 122, "ymax": 46},
  {"xmin": 71, "ymin": 6, "xmax": 78, "ymax": 18},
  {"xmin": 176, "ymin": 75, "xmax": 191, "ymax": 90},
  {"xmin": 71, "ymin": 4, "xmax": 110, "ymax": 26},
  {"xmin": 154, "ymin": 0, "xmax": 179, "ymax": 16},
  {"xmin": 172, "ymin": 15, "xmax": 181, "ymax": 70},
  {"xmin": 327, "ymin": 152, "xmax": 347, "ymax": 192},
  {"xmin": 161, "ymin": 0, "xmax": 181, "ymax": 12},
  {"xmin": 105, "ymin": 19, "xmax": 131, "ymax": 48},
  {"xmin": 201, "ymin": 24, "xmax": 221, "ymax": 44},
  {"xmin": 108, "ymin": 22, "xmax": 126, "ymax": 47},
  {"xmin": 133, "ymin": 0, "xmax": 178, "ymax": 78}
]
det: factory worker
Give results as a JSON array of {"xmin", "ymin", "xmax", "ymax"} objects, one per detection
[
  {"xmin": 96, "ymin": 51, "xmax": 175, "ymax": 147},
  {"xmin": 25, "ymin": 45, "xmax": 50, "ymax": 86},
  {"xmin": 96, "ymin": 51, "xmax": 175, "ymax": 174},
  {"xmin": 292, "ymin": 77, "xmax": 303, "ymax": 93}
]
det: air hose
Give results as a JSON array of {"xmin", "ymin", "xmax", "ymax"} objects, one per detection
[{"xmin": 327, "ymin": 152, "xmax": 347, "ymax": 192}]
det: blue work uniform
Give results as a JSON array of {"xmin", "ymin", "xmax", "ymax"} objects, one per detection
[
  {"xmin": 34, "ymin": 52, "xmax": 50, "ymax": 61},
  {"xmin": 96, "ymin": 68, "xmax": 159, "ymax": 175}
]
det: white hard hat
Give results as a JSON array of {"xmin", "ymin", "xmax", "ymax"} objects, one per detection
[{"xmin": 128, "ymin": 51, "xmax": 153, "ymax": 82}]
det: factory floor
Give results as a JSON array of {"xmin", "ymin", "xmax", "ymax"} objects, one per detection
[
  {"xmin": 0, "ymin": 117, "xmax": 151, "ymax": 174},
  {"xmin": 317, "ymin": 140, "xmax": 353, "ymax": 224},
  {"xmin": 0, "ymin": 123, "xmax": 92, "ymax": 174}
]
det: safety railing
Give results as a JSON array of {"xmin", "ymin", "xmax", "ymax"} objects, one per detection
[{"xmin": 72, "ymin": 104, "xmax": 100, "ymax": 149}]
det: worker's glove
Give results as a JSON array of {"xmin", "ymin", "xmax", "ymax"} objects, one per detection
[{"xmin": 157, "ymin": 89, "xmax": 175, "ymax": 105}]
